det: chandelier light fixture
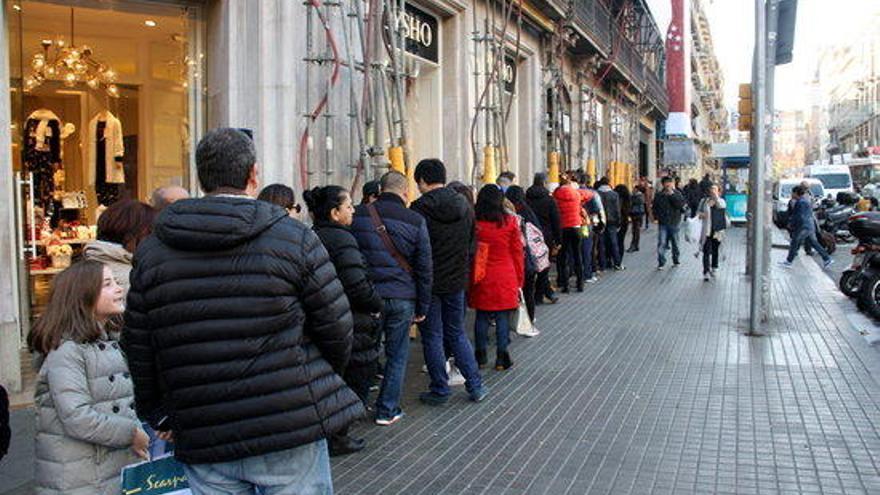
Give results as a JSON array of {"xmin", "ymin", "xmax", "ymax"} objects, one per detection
[{"xmin": 24, "ymin": 8, "xmax": 119, "ymax": 97}]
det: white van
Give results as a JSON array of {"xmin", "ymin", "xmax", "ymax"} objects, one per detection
[
  {"xmin": 773, "ymin": 178, "xmax": 824, "ymax": 227},
  {"xmin": 805, "ymin": 165, "xmax": 854, "ymax": 199}
]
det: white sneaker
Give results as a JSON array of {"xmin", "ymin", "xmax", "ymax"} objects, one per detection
[
  {"xmin": 516, "ymin": 324, "xmax": 540, "ymax": 337},
  {"xmin": 423, "ymin": 360, "xmax": 453, "ymax": 374},
  {"xmin": 585, "ymin": 276, "xmax": 599, "ymax": 284},
  {"xmin": 447, "ymin": 364, "xmax": 466, "ymax": 387}
]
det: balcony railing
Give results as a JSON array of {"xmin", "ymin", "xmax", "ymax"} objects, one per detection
[{"xmin": 573, "ymin": 0, "xmax": 611, "ymax": 53}]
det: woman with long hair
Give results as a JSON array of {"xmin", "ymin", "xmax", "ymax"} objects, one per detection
[
  {"xmin": 83, "ymin": 199, "xmax": 156, "ymax": 296},
  {"xmin": 302, "ymin": 185, "xmax": 383, "ymax": 456},
  {"xmin": 258, "ymin": 183, "xmax": 302, "ymax": 219},
  {"xmin": 470, "ymin": 185, "xmax": 524, "ymax": 370},
  {"xmin": 29, "ymin": 260, "xmax": 148, "ymax": 495},
  {"xmin": 505, "ymin": 186, "xmax": 545, "ymax": 336}
]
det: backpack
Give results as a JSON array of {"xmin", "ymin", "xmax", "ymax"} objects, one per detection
[
  {"xmin": 631, "ymin": 192, "xmax": 646, "ymax": 216},
  {"xmin": 520, "ymin": 217, "xmax": 550, "ymax": 273}
]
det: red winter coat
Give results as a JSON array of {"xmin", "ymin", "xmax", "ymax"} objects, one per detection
[
  {"xmin": 554, "ymin": 185, "xmax": 589, "ymax": 229},
  {"xmin": 469, "ymin": 215, "xmax": 525, "ymax": 311}
]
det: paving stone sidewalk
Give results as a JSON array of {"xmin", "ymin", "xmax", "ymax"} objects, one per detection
[
  {"xmin": 2, "ymin": 228, "xmax": 879, "ymax": 494},
  {"xmin": 332, "ymin": 227, "xmax": 880, "ymax": 495}
]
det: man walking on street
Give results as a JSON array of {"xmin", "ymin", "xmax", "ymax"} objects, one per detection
[
  {"xmin": 781, "ymin": 185, "xmax": 833, "ymax": 269},
  {"xmin": 123, "ymin": 128, "xmax": 362, "ymax": 494},
  {"xmin": 411, "ymin": 159, "xmax": 487, "ymax": 405},
  {"xmin": 653, "ymin": 176, "xmax": 687, "ymax": 270},
  {"xmin": 351, "ymin": 171, "xmax": 433, "ymax": 426}
]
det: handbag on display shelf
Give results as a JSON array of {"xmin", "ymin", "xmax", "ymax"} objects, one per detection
[{"xmin": 60, "ymin": 191, "xmax": 88, "ymax": 210}]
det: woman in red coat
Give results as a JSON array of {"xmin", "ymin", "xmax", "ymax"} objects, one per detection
[{"xmin": 470, "ymin": 185, "xmax": 524, "ymax": 370}]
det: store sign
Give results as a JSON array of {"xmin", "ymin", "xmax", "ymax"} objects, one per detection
[{"xmin": 399, "ymin": 4, "xmax": 438, "ymax": 63}]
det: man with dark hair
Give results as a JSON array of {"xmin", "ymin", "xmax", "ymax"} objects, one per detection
[
  {"xmin": 496, "ymin": 170, "xmax": 516, "ymax": 192},
  {"xmin": 596, "ymin": 177, "xmax": 624, "ymax": 270},
  {"xmin": 351, "ymin": 170, "xmax": 433, "ymax": 426},
  {"xmin": 411, "ymin": 159, "xmax": 486, "ymax": 405},
  {"xmin": 781, "ymin": 185, "xmax": 833, "ymax": 268},
  {"xmin": 361, "ymin": 179, "xmax": 380, "ymax": 205},
  {"xmin": 526, "ymin": 172, "xmax": 561, "ymax": 303},
  {"xmin": 653, "ymin": 175, "xmax": 687, "ymax": 270},
  {"xmin": 123, "ymin": 128, "xmax": 361, "ymax": 493}
]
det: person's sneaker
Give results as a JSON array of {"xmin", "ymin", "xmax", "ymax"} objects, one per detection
[
  {"xmin": 613, "ymin": 265, "xmax": 626, "ymax": 271},
  {"xmin": 710, "ymin": 269, "xmax": 717, "ymax": 278},
  {"xmin": 418, "ymin": 391, "xmax": 449, "ymax": 406},
  {"xmin": 516, "ymin": 324, "xmax": 540, "ymax": 337},
  {"xmin": 704, "ymin": 273, "xmax": 711, "ymax": 282},
  {"xmin": 823, "ymin": 258, "xmax": 835, "ymax": 269},
  {"xmin": 495, "ymin": 351, "xmax": 513, "ymax": 371},
  {"xmin": 779, "ymin": 260, "xmax": 793, "ymax": 268},
  {"xmin": 585, "ymin": 276, "xmax": 599, "ymax": 284},
  {"xmin": 469, "ymin": 385, "xmax": 489, "ymax": 402},
  {"xmin": 673, "ymin": 261, "xmax": 681, "ymax": 267},
  {"xmin": 375, "ymin": 412, "xmax": 404, "ymax": 426},
  {"xmin": 657, "ymin": 265, "xmax": 666, "ymax": 271},
  {"xmin": 547, "ymin": 294, "xmax": 559, "ymax": 304},
  {"xmin": 448, "ymin": 363, "xmax": 466, "ymax": 386}
]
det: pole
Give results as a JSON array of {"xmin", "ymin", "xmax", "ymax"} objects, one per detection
[
  {"xmin": 748, "ymin": 0, "xmax": 767, "ymax": 336},
  {"xmin": 761, "ymin": 0, "xmax": 779, "ymax": 323}
]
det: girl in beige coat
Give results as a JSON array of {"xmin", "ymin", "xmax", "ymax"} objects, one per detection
[{"xmin": 30, "ymin": 260, "xmax": 149, "ymax": 494}]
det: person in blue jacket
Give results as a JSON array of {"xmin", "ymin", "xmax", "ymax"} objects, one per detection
[{"xmin": 782, "ymin": 185, "xmax": 833, "ymax": 268}]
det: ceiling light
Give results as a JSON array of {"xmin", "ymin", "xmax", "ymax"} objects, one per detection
[{"xmin": 144, "ymin": 20, "xmax": 157, "ymax": 27}]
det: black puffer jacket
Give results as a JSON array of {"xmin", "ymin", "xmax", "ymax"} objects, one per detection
[
  {"xmin": 411, "ymin": 186, "xmax": 474, "ymax": 295},
  {"xmin": 526, "ymin": 185, "xmax": 561, "ymax": 246},
  {"xmin": 313, "ymin": 221, "xmax": 383, "ymax": 368},
  {"xmin": 122, "ymin": 196, "xmax": 363, "ymax": 465}
]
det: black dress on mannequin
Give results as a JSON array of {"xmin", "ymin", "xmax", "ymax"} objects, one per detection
[
  {"xmin": 95, "ymin": 120, "xmax": 121, "ymax": 206},
  {"xmin": 23, "ymin": 117, "xmax": 60, "ymax": 212}
]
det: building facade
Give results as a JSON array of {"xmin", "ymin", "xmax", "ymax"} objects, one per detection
[{"xmin": 0, "ymin": 0, "xmax": 666, "ymax": 392}]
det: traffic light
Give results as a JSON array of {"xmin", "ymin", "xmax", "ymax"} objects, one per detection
[{"xmin": 738, "ymin": 83, "xmax": 752, "ymax": 132}]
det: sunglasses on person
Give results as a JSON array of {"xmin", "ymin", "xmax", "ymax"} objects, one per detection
[{"xmin": 287, "ymin": 203, "xmax": 302, "ymax": 214}]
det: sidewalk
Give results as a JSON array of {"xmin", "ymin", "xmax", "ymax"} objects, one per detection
[
  {"xmin": 2, "ymin": 227, "xmax": 879, "ymax": 494},
  {"xmin": 332, "ymin": 227, "xmax": 880, "ymax": 494}
]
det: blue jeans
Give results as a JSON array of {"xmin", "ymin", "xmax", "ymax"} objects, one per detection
[
  {"xmin": 419, "ymin": 291, "xmax": 483, "ymax": 396},
  {"xmin": 657, "ymin": 224, "xmax": 681, "ymax": 266},
  {"xmin": 375, "ymin": 298, "xmax": 416, "ymax": 420},
  {"xmin": 581, "ymin": 235, "xmax": 594, "ymax": 279},
  {"xmin": 183, "ymin": 440, "xmax": 332, "ymax": 495},
  {"xmin": 787, "ymin": 228, "xmax": 830, "ymax": 262},
  {"xmin": 474, "ymin": 310, "xmax": 511, "ymax": 354},
  {"xmin": 600, "ymin": 226, "xmax": 621, "ymax": 268}
]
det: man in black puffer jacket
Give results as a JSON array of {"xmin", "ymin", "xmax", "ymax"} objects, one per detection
[
  {"xmin": 526, "ymin": 172, "xmax": 561, "ymax": 303},
  {"xmin": 122, "ymin": 128, "xmax": 361, "ymax": 493},
  {"xmin": 411, "ymin": 159, "xmax": 486, "ymax": 405}
]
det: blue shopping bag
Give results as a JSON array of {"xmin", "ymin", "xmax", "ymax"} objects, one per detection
[{"xmin": 121, "ymin": 454, "xmax": 191, "ymax": 495}]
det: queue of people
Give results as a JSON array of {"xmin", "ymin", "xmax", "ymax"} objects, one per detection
[{"xmin": 26, "ymin": 127, "xmax": 733, "ymax": 494}]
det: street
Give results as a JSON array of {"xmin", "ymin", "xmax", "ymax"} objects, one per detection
[{"xmin": 6, "ymin": 228, "xmax": 878, "ymax": 495}]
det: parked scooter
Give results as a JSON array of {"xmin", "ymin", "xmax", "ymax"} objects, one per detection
[
  {"xmin": 817, "ymin": 195, "xmax": 857, "ymax": 244},
  {"xmin": 847, "ymin": 212, "xmax": 880, "ymax": 318}
]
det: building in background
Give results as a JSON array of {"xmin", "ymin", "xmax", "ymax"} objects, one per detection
[
  {"xmin": 661, "ymin": 0, "xmax": 726, "ymax": 179},
  {"xmin": 773, "ymin": 110, "xmax": 807, "ymax": 176}
]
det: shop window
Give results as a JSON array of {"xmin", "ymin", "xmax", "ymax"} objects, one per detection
[{"xmin": 8, "ymin": 0, "xmax": 204, "ymax": 333}]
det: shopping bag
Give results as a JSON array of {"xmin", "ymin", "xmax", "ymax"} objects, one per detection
[
  {"xmin": 685, "ymin": 217, "xmax": 701, "ymax": 243},
  {"xmin": 511, "ymin": 291, "xmax": 539, "ymax": 337},
  {"xmin": 121, "ymin": 454, "xmax": 191, "ymax": 495}
]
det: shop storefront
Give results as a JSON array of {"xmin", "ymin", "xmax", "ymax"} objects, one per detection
[{"xmin": 1, "ymin": 0, "xmax": 205, "ymax": 390}]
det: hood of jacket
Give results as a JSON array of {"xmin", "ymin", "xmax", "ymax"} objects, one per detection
[
  {"xmin": 598, "ymin": 185, "xmax": 613, "ymax": 193},
  {"xmin": 526, "ymin": 185, "xmax": 550, "ymax": 201},
  {"xmin": 412, "ymin": 186, "xmax": 470, "ymax": 225},
  {"xmin": 83, "ymin": 240, "xmax": 131, "ymax": 266},
  {"xmin": 154, "ymin": 196, "xmax": 288, "ymax": 251}
]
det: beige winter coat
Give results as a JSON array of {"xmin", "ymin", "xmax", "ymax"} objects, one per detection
[
  {"xmin": 83, "ymin": 240, "xmax": 133, "ymax": 296},
  {"xmin": 33, "ymin": 336, "xmax": 141, "ymax": 495}
]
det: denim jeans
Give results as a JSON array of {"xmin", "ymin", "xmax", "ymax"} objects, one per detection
[
  {"xmin": 787, "ymin": 228, "xmax": 830, "ymax": 263},
  {"xmin": 419, "ymin": 291, "xmax": 482, "ymax": 396},
  {"xmin": 581, "ymin": 235, "xmax": 594, "ymax": 279},
  {"xmin": 375, "ymin": 298, "xmax": 416, "ymax": 420},
  {"xmin": 183, "ymin": 440, "xmax": 332, "ymax": 495},
  {"xmin": 474, "ymin": 310, "xmax": 511, "ymax": 354},
  {"xmin": 657, "ymin": 224, "xmax": 681, "ymax": 266},
  {"xmin": 600, "ymin": 226, "xmax": 622, "ymax": 268}
]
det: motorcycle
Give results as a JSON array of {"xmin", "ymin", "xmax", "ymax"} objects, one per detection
[
  {"xmin": 848, "ymin": 212, "xmax": 880, "ymax": 318},
  {"xmin": 817, "ymin": 197, "xmax": 856, "ymax": 244}
]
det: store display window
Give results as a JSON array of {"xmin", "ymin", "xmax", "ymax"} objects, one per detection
[{"xmin": 7, "ymin": 0, "xmax": 204, "ymax": 331}]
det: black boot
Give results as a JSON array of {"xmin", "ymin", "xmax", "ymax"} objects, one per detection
[
  {"xmin": 495, "ymin": 351, "xmax": 513, "ymax": 371},
  {"xmin": 475, "ymin": 348, "xmax": 487, "ymax": 368},
  {"xmin": 329, "ymin": 433, "xmax": 366, "ymax": 457}
]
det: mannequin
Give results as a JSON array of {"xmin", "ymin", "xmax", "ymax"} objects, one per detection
[
  {"xmin": 88, "ymin": 109, "xmax": 124, "ymax": 206},
  {"xmin": 24, "ymin": 109, "xmax": 62, "ymax": 212}
]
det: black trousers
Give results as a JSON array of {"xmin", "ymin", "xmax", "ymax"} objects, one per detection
[
  {"xmin": 630, "ymin": 215, "xmax": 643, "ymax": 248},
  {"xmin": 703, "ymin": 238, "xmax": 720, "ymax": 274},
  {"xmin": 536, "ymin": 268, "xmax": 553, "ymax": 300},
  {"xmin": 558, "ymin": 228, "xmax": 583, "ymax": 288},
  {"xmin": 523, "ymin": 270, "xmax": 537, "ymax": 322}
]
